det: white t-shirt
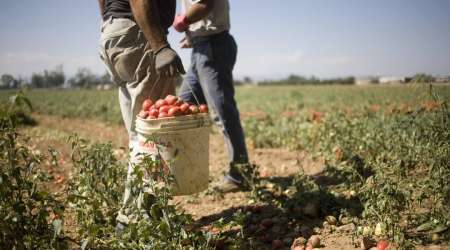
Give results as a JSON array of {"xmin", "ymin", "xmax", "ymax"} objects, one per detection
[{"xmin": 182, "ymin": 0, "xmax": 230, "ymax": 38}]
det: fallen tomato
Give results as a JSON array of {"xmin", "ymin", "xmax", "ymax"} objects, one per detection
[
  {"xmin": 260, "ymin": 218, "xmax": 274, "ymax": 228},
  {"xmin": 271, "ymin": 239, "xmax": 283, "ymax": 249},
  {"xmin": 376, "ymin": 240, "xmax": 389, "ymax": 250}
]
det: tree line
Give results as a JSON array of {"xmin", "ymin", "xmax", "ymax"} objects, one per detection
[
  {"xmin": 1, "ymin": 68, "xmax": 439, "ymax": 90},
  {"xmin": 0, "ymin": 66, "xmax": 112, "ymax": 90},
  {"xmin": 255, "ymin": 74, "xmax": 355, "ymax": 86}
]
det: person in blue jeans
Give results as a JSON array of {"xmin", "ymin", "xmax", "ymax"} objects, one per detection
[{"xmin": 173, "ymin": 0, "xmax": 251, "ymax": 190}]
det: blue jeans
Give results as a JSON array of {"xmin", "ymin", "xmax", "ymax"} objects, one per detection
[{"xmin": 179, "ymin": 32, "xmax": 248, "ymax": 179}]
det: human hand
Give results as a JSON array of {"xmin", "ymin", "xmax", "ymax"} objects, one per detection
[
  {"xmin": 154, "ymin": 46, "xmax": 186, "ymax": 77},
  {"xmin": 172, "ymin": 14, "xmax": 190, "ymax": 32}
]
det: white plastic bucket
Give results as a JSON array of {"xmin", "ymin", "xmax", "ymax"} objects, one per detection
[{"xmin": 135, "ymin": 113, "xmax": 211, "ymax": 196}]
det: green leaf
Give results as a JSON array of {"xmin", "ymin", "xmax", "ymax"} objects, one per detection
[
  {"xmin": 416, "ymin": 222, "xmax": 434, "ymax": 232},
  {"xmin": 430, "ymin": 225, "xmax": 448, "ymax": 234}
]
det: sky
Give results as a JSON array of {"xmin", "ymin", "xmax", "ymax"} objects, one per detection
[{"xmin": 1, "ymin": 0, "xmax": 449, "ymax": 80}]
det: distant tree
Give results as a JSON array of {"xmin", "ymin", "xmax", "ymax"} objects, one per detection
[
  {"xmin": 243, "ymin": 76, "xmax": 253, "ymax": 84},
  {"xmin": 1, "ymin": 74, "xmax": 15, "ymax": 89},
  {"xmin": 31, "ymin": 73, "xmax": 45, "ymax": 88},
  {"xmin": 256, "ymin": 74, "xmax": 355, "ymax": 86},
  {"xmin": 30, "ymin": 65, "xmax": 65, "ymax": 88},
  {"xmin": 99, "ymin": 72, "xmax": 112, "ymax": 85},
  {"xmin": 234, "ymin": 80, "xmax": 243, "ymax": 86},
  {"xmin": 68, "ymin": 68, "xmax": 101, "ymax": 88},
  {"xmin": 44, "ymin": 65, "xmax": 65, "ymax": 88}
]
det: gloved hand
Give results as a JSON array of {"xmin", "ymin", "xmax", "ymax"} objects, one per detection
[
  {"xmin": 154, "ymin": 46, "xmax": 186, "ymax": 77},
  {"xmin": 173, "ymin": 14, "xmax": 190, "ymax": 32}
]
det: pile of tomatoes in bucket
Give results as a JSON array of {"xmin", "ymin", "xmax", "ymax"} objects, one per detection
[{"xmin": 138, "ymin": 95, "xmax": 208, "ymax": 120}]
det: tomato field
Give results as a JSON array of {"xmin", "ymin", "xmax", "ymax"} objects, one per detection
[{"xmin": 1, "ymin": 84, "xmax": 449, "ymax": 249}]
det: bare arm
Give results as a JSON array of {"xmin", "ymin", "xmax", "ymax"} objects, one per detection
[
  {"xmin": 98, "ymin": 0, "xmax": 105, "ymax": 16},
  {"xmin": 129, "ymin": 0, "xmax": 169, "ymax": 52},
  {"xmin": 185, "ymin": 0, "xmax": 214, "ymax": 24}
]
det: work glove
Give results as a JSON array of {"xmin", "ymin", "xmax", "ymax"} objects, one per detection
[
  {"xmin": 173, "ymin": 14, "xmax": 190, "ymax": 32},
  {"xmin": 154, "ymin": 46, "xmax": 186, "ymax": 77}
]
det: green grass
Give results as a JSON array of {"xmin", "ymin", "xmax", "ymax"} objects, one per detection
[{"xmin": 1, "ymin": 84, "xmax": 449, "ymax": 124}]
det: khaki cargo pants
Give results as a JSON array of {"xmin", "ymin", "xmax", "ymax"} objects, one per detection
[{"xmin": 99, "ymin": 17, "xmax": 176, "ymax": 225}]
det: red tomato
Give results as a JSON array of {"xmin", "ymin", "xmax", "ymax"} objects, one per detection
[
  {"xmin": 377, "ymin": 240, "xmax": 389, "ymax": 250},
  {"xmin": 142, "ymin": 99, "xmax": 153, "ymax": 111},
  {"xmin": 260, "ymin": 218, "xmax": 273, "ymax": 228},
  {"xmin": 271, "ymin": 239, "xmax": 283, "ymax": 249},
  {"xmin": 149, "ymin": 109, "xmax": 159, "ymax": 117},
  {"xmin": 158, "ymin": 112, "xmax": 169, "ymax": 118},
  {"xmin": 168, "ymin": 106, "xmax": 182, "ymax": 116},
  {"xmin": 159, "ymin": 105, "xmax": 170, "ymax": 113},
  {"xmin": 199, "ymin": 104, "xmax": 208, "ymax": 113},
  {"xmin": 138, "ymin": 110, "xmax": 148, "ymax": 119},
  {"xmin": 189, "ymin": 105, "xmax": 199, "ymax": 114},
  {"xmin": 180, "ymin": 103, "xmax": 190, "ymax": 113},
  {"xmin": 154, "ymin": 99, "xmax": 167, "ymax": 109},
  {"xmin": 165, "ymin": 95, "xmax": 178, "ymax": 105}
]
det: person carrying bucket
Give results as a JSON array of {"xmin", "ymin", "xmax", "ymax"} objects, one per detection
[
  {"xmin": 173, "ymin": 0, "xmax": 252, "ymax": 191},
  {"xmin": 98, "ymin": 0, "xmax": 185, "ymax": 235}
]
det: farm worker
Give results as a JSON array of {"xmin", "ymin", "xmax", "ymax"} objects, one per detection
[
  {"xmin": 173, "ymin": 0, "xmax": 251, "ymax": 191},
  {"xmin": 98, "ymin": 0, "xmax": 185, "ymax": 235}
]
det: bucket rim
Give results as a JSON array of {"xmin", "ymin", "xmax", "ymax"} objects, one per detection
[{"xmin": 136, "ymin": 125, "xmax": 211, "ymax": 135}]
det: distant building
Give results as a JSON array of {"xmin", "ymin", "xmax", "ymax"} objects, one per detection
[
  {"xmin": 435, "ymin": 75, "xmax": 450, "ymax": 83},
  {"xmin": 355, "ymin": 76, "xmax": 378, "ymax": 85},
  {"xmin": 379, "ymin": 76, "xmax": 411, "ymax": 84},
  {"xmin": 96, "ymin": 84, "xmax": 114, "ymax": 90}
]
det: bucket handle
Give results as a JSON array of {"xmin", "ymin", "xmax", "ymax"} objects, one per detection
[
  {"xmin": 148, "ymin": 64, "xmax": 202, "ymax": 106},
  {"xmin": 177, "ymin": 76, "xmax": 203, "ymax": 106}
]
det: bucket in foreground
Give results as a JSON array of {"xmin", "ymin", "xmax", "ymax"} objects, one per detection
[{"xmin": 135, "ymin": 113, "xmax": 211, "ymax": 196}]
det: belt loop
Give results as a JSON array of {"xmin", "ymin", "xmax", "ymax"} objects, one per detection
[{"xmin": 109, "ymin": 16, "xmax": 114, "ymax": 24}]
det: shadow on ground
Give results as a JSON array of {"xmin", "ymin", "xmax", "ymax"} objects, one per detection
[{"xmin": 192, "ymin": 165, "xmax": 365, "ymax": 249}]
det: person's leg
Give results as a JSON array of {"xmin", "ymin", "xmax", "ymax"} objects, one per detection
[
  {"xmin": 178, "ymin": 52, "xmax": 206, "ymax": 105},
  {"xmin": 193, "ymin": 34, "xmax": 249, "ymax": 182}
]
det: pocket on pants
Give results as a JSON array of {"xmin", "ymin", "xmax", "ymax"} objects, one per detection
[
  {"xmin": 104, "ymin": 28, "xmax": 147, "ymax": 84},
  {"xmin": 113, "ymin": 46, "xmax": 144, "ymax": 83}
]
